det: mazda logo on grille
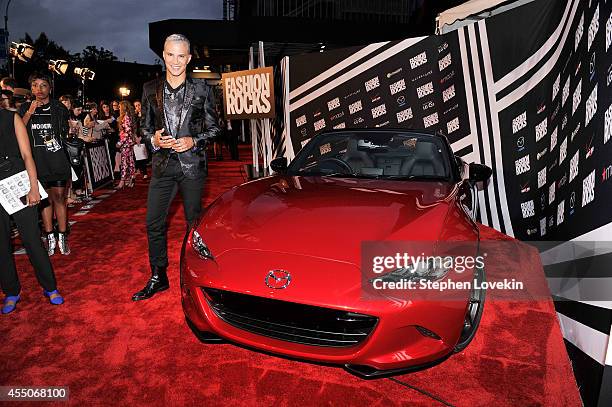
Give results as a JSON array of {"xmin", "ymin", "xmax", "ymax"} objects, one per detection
[{"xmin": 265, "ymin": 270, "xmax": 291, "ymax": 289}]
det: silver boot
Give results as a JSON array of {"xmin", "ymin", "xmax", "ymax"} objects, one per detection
[
  {"xmin": 58, "ymin": 232, "xmax": 70, "ymax": 255},
  {"xmin": 47, "ymin": 233, "xmax": 56, "ymax": 256}
]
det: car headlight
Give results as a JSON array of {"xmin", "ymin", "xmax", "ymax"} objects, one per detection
[
  {"xmin": 371, "ymin": 258, "xmax": 451, "ymax": 283},
  {"xmin": 191, "ymin": 230, "xmax": 213, "ymax": 260}
]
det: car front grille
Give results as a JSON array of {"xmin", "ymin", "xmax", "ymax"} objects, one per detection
[{"xmin": 202, "ymin": 288, "xmax": 378, "ymax": 347}]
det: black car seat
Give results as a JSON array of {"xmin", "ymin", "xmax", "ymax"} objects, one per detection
[
  {"xmin": 342, "ymin": 139, "xmax": 375, "ymax": 174},
  {"xmin": 400, "ymin": 142, "xmax": 445, "ymax": 177}
]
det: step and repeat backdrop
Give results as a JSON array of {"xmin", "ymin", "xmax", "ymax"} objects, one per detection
[{"xmin": 285, "ymin": 0, "xmax": 611, "ymax": 244}]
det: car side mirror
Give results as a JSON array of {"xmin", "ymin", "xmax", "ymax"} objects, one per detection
[
  {"xmin": 469, "ymin": 163, "xmax": 492, "ymax": 183},
  {"xmin": 270, "ymin": 157, "xmax": 288, "ymax": 174}
]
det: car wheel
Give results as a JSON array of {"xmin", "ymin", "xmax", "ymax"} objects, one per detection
[{"xmin": 453, "ymin": 264, "xmax": 486, "ymax": 352}]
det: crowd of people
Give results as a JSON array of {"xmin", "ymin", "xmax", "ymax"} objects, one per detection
[{"xmin": 0, "ymin": 72, "xmax": 155, "ymax": 313}]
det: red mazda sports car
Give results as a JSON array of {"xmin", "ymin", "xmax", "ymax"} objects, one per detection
[{"xmin": 181, "ymin": 129, "xmax": 492, "ymax": 377}]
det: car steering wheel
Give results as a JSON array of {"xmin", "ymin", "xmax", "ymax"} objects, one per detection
[{"xmin": 318, "ymin": 157, "xmax": 354, "ymax": 174}]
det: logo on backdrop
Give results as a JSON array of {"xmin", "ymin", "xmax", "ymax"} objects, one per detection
[
  {"xmin": 550, "ymin": 127, "xmax": 558, "ymax": 150},
  {"xmin": 314, "ymin": 118, "xmax": 326, "ymax": 132},
  {"xmin": 515, "ymin": 155, "xmax": 530, "ymax": 175},
  {"xmin": 557, "ymin": 200, "xmax": 565, "ymax": 225},
  {"xmin": 587, "ymin": 5, "xmax": 599, "ymax": 52},
  {"xmin": 512, "ymin": 112, "xmax": 527, "ymax": 134},
  {"xmin": 575, "ymin": 13, "xmax": 584, "ymax": 50},
  {"xmin": 365, "ymin": 76, "xmax": 380, "ymax": 92},
  {"xmin": 443, "ymin": 85, "xmax": 456, "ymax": 103},
  {"xmin": 605, "ymin": 103, "xmax": 612, "ymax": 144},
  {"xmin": 447, "ymin": 117, "xmax": 460, "ymax": 134},
  {"xmin": 223, "ymin": 67, "xmax": 275, "ymax": 119},
  {"xmin": 387, "ymin": 68, "xmax": 402, "ymax": 79},
  {"xmin": 349, "ymin": 100, "xmax": 363, "ymax": 115},
  {"xmin": 582, "ymin": 170, "xmax": 596, "ymax": 207},
  {"xmin": 396, "ymin": 108, "xmax": 413, "ymax": 124},
  {"xmin": 521, "ymin": 200, "xmax": 535, "ymax": 218},
  {"xmin": 409, "ymin": 52, "xmax": 428, "ymax": 69},
  {"xmin": 327, "ymin": 97, "xmax": 341, "ymax": 111},
  {"xmin": 423, "ymin": 112, "xmax": 439, "ymax": 128},
  {"xmin": 389, "ymin": 79, "xmax": 406, "ymax": 95},
  {"xmin": 603, "ymin": 164, "xmax": 612, "ymax": 182},
  {"xmin": 516, "ymin": 136, "xmax": 525, "ymax": 151},
  {"xmin": 535, "ymin": 118, "xmax": 547, "ymax": 142},
  {"xmin": 585, "ymin": 85, "xmax": 597, "ymax": 127}
]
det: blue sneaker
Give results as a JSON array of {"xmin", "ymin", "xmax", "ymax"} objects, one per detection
[
  {"xmin": 43, "ymin": 290, "xmax": 64, "ymax": 305},
  {"xmin": 2, "ymin": 295, "xmax": 20, "ymax": 314}
]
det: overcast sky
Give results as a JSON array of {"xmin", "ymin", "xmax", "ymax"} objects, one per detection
[{"xmin": 6, "ymin": 0, "xmax": 223, "ymax": 64}]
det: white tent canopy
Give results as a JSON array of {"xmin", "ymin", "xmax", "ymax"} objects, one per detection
[{"xmin": 436, "ymin": 0, "xmax": 535, "ymax": 34}]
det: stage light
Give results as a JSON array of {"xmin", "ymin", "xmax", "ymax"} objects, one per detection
[
  {"xmin": 193, "ymin": 66, "xmax": 211, "ymax": 73},
  {"xmin": 48, "ymin": 60, "xmax": 69, "ymax": 75},
  {"xmin": 74, "ymin": 67, "xmax": 95, "ymax": 81},
  {"xmin": 119, "ymin": 87, "xmax": 130, "ymax": 97},
  {"xmin": 9, "ymin": 42, "xmax": 34, "ymax": 62}
]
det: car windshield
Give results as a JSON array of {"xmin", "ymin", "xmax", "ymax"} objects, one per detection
[{"xmin": 289, "ymin": 131, "xmax": 452, "ymax": 180}]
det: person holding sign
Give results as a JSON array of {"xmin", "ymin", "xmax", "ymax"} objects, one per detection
[
  {"xmin": 132, "ymin": 34, "xmax": 219, "ymax": 301},
  {"xmin": 0, "ymin": 109, "xmax": 63, "ymax": 314},
  {"xmin": 19, "ymin": 72, "xmax": 72, "ymax": 256}
]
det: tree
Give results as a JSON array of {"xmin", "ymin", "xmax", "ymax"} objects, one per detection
[{"xmin": 76, "ymin": 45, "xmax": 118, "ymax": 67}]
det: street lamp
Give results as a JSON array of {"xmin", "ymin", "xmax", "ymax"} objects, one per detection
[{"xmin": 119, "ymin": 86, "xmax": 130, "ymax": 99}]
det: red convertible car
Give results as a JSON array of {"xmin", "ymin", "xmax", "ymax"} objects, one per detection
[{"xmin": 181, "ymin": 129, "xmax": 492, "ymax": 377}]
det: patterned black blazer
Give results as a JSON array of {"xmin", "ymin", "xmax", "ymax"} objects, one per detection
[{"xmin": 140, "ymin": 77, "xmax": 220, "ymax": 179}]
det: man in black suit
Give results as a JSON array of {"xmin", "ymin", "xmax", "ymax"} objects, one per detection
[{"xmin": 132, "ymin": 33, "xmax": 220, "ymax": 301}]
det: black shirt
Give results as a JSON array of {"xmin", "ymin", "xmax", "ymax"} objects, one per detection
[
  {"xmin": 23, "ymin": 102, "xmax": 71, "ymax": 181},
  {"xmin": 0, "ymin": 110, "xmax": 25, "ymax": 179}
]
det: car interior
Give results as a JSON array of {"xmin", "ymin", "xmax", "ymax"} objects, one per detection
[{"xmin": 297, "ymin": 133, "xmax": 450, "ymax": 179}]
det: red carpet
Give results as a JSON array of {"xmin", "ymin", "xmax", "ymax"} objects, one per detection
[{"xmin": 1, "ymin": 145, "xmax": 581, "ymax": 406}]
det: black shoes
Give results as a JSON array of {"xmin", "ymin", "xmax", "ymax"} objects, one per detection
[{"xmin": 132, "ymin": 266, "xmax": 169, "ymax": 301}]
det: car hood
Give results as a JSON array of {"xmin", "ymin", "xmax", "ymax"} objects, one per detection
[{"xmin": 198, "ymin": 175, "xmax": 457, "ymax": 264}]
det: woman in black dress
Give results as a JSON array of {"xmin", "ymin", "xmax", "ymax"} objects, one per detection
[
  {"xmin": 0, "ymin": 109, "xmax": 64, "ymax": 314},
  {"xmin": 19, "ymin": 72, "xmax": 72, "ymax": 256}
]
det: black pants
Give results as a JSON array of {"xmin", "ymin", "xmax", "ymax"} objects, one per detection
[
  {"xmin": 146, "ymin": 157, "xmax": 205, "ymax": 268},
  {"xmin": 135, "ymin": 159, "xmax": 148, "ymax": 175},
  {"xmin": 71, "ymin": 163, "xmax": 84, "ymax": 190},
  {"xmin": 227, "ymin": 132, "xmax": 239, "ymax": 161},
  {"xmin": 0, "ymin": 205, "xmax": 57, "ymax": 296}
]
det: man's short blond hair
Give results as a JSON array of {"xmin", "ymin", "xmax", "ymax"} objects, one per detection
[{"xmin": 164, "ymin": 34, "xmax": 190, "ymax": 52}]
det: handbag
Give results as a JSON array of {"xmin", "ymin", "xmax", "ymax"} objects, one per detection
[
  {"xmin": 64, "ymin": 137, "xmax": 85, "ymax": 166},
  {"xmin": 133, "ymin": 143, "xmax": 148, "ymax": 161}
]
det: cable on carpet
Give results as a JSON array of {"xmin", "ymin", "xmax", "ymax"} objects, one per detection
[{"xmin": 387, "ymin": 377, "xmax": 456, "ymax": 407}]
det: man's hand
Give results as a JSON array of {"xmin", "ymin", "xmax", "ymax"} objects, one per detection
[
  {"xmin": 172, "ymin": 137, "xmax": 195, "ymax": 153},
  {"xmin": 153, "ymin": 128, "xmax": 174, "ymax": 149}
]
